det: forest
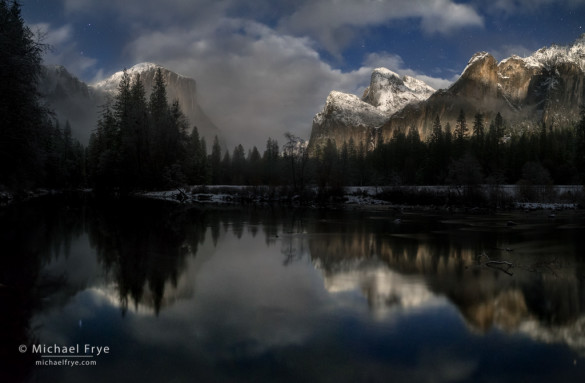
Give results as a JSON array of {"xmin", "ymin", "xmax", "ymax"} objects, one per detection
[{"xmin": 2, "ymin": 0, "xmax": 585, "ymax": 201}]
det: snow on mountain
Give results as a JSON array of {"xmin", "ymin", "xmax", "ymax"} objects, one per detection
[
  {"xmin": 516, "ymin": 33, "xmax": 585, "ymax": 71},
  {"xmin": 39, "ymin": 63, "xmax": 221, "ymax": 145},
  {"xmin": 461, "ymin": 52, "xmax": 491, "ymax": 77},
  {"xmin": 307, "ymin": 34, "xmax": 585, "ymax": 155},
  {"xmin": 313, "ymin": 91, "xmax": 389, "ymax": 129},
  {"xmin": 309, "ymin": 67, "xmax": 436, "ymax": 152},
  {"xmin": 362, "ymin": 68, "xmax": 435, "ymax": 114},
  {"xmin": 92, "ymin": 62, "xmax": 182, "ymax": 93},
  {"xmin": 91, "ymin": 62, "xmax": 220, "ymax": 142}
]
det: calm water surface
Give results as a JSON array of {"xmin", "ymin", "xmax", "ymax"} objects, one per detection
[{"xmin": 2, "ymin": 196, "xmax": 585, "ymax": 382}]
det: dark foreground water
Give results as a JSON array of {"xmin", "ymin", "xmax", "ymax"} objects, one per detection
[{"xmin": 2, "ymin": 195, "xmax": 585, "ymax": 382}]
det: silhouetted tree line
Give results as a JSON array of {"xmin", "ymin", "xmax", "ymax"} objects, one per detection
[
  {"xmin": 361, "ymin": 110, "xmax": 585, "ymax": 187},
  {"xmin": 0, "ymin": 0, "xmax": 85, "ymax": 191},
  {"xmin": 86, "ymin": 67, "xmax": 202, "ymax": 191},
  {"xmin": 198, "ymin": 109, "xmax": 585, "ymax": 193}
]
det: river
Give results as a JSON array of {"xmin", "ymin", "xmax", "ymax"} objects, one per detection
[{"xmin": 2, "ymin": 195, "xmax": 585, "ymax": 382}]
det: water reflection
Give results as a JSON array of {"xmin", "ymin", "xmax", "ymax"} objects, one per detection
[
  {"xmin": 2, "ymin": 197, "xmax": 585, "ymax": 382},
  {"xmin": 301, "ymin": 212, "xmax": 585, "ymax": 354}
]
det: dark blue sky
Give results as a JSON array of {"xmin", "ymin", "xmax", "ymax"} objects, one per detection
[{"xmin": 20, "ymin": 0, "xmax": 585, "ymax": 148}]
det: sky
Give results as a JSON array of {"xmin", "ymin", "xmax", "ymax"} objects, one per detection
[{"xmin": 21, "ymin": 0, "xmax": 585, "ymax": 149}]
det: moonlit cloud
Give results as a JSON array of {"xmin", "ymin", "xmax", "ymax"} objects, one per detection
[
  {"xmin": 278, "ymin": 0, "xmax": 484, "ymax": 56},
  {"xmin": 126, "ymin": 18, "xmax": 377, "ymax": 148},
  {"xmin": 363, "ymin": 52, "xmax": 456, "ymax": 90},
  {"xmin": 490, "ymin": 44, "xmax": 535, "ymax": 61},
  {"xmin": 31, "ymin": 22, "xmax": 98, "ymax": 76},
  {"xmin": 484, "ymin": 0, "xmax": 585, "ymax": 14}
]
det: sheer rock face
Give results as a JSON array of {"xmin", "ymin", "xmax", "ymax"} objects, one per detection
[
  {"xmin": 308, "ymin": 68, "xmax": 435, "ymax": 153},
  {"xmin": 362, "ymin": 68, "xmax": 435, "ymax": 113},
  {"xmin": 38, "ymin": 63, "xmax": 220, "ymax": 145},
  {"xmin": 93, "ymin": 63, "xmax": 220, "ymax": 143},
  {"xmin": 309, "ymin": 34, "xmax": 585, "ymax": 151}
]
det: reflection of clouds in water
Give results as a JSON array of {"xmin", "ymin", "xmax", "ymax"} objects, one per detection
[
  {"xmin": 519, "ymin": 317, "xmax": 585, "ymax": 356},
  {"xmin": 318, "ymin": 259, "xmax": 447, "ymax": 319},
  {"xmin": 91, "ymin": 230, "xmax": 334, "ymax": 357}
]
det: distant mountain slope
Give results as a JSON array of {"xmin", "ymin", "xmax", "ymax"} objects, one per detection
[
  {"xmin": 383, "ymin": 35, "xmax": 585, "ymax": 141},
  {"xmin": 309, "ymin": 33, "xmax": 585, "ymax": 152},
  {"xmin": 38, "ymin": 65, "xmax": 106, "ymax": 144},
  {"xmin": 92, "ymin": 63, "xmax": 220, "ymax": 143},
  {"xmin": 38, "ymin": 63, "xmax": 221, "ymax": 145},
  {"xmin": 309, "ymin": 68, "xmax": 435, "ymax": 152}
]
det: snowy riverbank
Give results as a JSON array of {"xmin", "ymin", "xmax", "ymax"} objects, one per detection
[{"xmin": 137, "ymin": 184, "xmax": 584, "ymax": 211}]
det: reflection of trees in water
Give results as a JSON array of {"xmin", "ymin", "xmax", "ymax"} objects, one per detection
[
  {"xmin": 302, "ymin": 213, "xmax": 585, "ymax": 339},
  {"xmin": 0, "ymin": 195, "xmax": 84, "ymax": 382},
  {"xmin": 86, "ymin": 199, "xmax": 210, "ymax": 315}
]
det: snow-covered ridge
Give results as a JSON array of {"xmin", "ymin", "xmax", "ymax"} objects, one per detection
[
  {"xmin": 92, "ymin": 62, "xmax": 187, "ymax": 93},
  {"xmin": 460, "ymin": 51, "xmax": 491, "ymax": 76},
  {"xmin": 313, "ymin": 66, "xmax": 436, "ymax": 131},
  {"xmin": 313, "ymin": 90, "xmax": 388, "ymax": 128},
  {"xmin": 514, "ymin": 33, "xmax": 585, "ymax": 71},
  {"xmin": 363, "ymin": 68, "xmax": 435, "ymax": 114}
]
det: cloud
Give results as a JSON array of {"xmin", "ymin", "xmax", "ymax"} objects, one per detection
[
  {"xmin": 363, "ymin": 52, "xmax": 456, "ymax": 90},
  {"xmin": 31, "ymin": 22, "xmax": 97, "ymax": 75},
  {"xmin": 125, "ymin": 18, "xmax": 378, "ymax": 149},
  {"xmin": 50, "ymin": 0, "xmax": 467, "ymax": 149},
  {"xmin": 278, "ymin": 0, "xmax": 484, "ymax": 56},
  {"xmin": 483, "ymin": 0, "xmax": 585, "ymax": 14},
  {"xmin": 490, "ymin": 44, "xmax": 535, "ymax": 61}
]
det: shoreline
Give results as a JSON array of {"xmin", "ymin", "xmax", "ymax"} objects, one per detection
[{"xmin": 2, "ymin": 184, "xmax": 582, "ymax": 213}]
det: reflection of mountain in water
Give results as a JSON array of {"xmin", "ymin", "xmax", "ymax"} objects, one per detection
[
  {"xmin": 316, "ymin": 259, "xmax": 443, "ymax": 319},
  {"xmin": 304, "ymin": 213, "xmax": 585, "ymax": 353}
]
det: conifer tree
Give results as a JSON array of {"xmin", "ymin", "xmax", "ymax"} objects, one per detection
[
  {"xmin": 210, "ymin": 136, "xmax": 222, "ymax": 185},
  {"xmin": 454, "ymin": 109, "xmax": 468, "ymax": 157},
  {"xmin": 575, "ymin": 105, "xmax": 585, "ymax": 185},
  {"xmin": 0, "ymin": 0, "xmax": 51, "ymax": 188},
  {"xmin": 263, "ymin": 137, "xmax": 280, "ymax": 186},
  {"xmin": 231, "ymin": 144, "xmax": 246, "ymax": 185}
]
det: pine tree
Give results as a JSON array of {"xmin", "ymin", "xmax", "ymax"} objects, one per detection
[
  {"xmin": 472, "ymin": 113, "xmax": 485, "ymax": 141},
  {"xmin": 210, "ymin": 136, "xmax": 222, "ymax": 184},
  {"xmin": 129, "ymin": 74, "xmax": 149, "ymax": 184},
  {"xmin": 575, "ymin": 105, "xmax": 585, "ymax": 185},
  {"xmin": 454, "ymin": 109, "xmax": 468, "ymax": 157},
  {"xmin": 0, "ymin": 0, "xmax": 51, "ymax": 188},
  {"xmin": 186, "ymin": 126, "xmax": 204, "ymax": 184},
  {"xmin": 263, "ymin": 137, "xmax": 280, "ymax": 186},
  {"xmin": 220, "ymin": 150, "xmax": 232, "ymax": 184},
  {"xmin": 231, "ymin": 144, "xmax": 246, "ymax": 185},
  {"xmin": 429, "ymin": 115, "xmax": 443, "ymax": 146},
  {"xmin": 246, "ymin": 146, "xmax": 262, "ymax": 185}
]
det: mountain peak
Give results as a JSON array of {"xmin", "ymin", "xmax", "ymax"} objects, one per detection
[
  {"xmin": 573, "ymin": 32, "xmax": 585, "ymax": 46},
  {"xmin": 461, "ymin": 52, "xmax": 496, "ymax": 77},
  {"xmin": 129, "ymin": 62, "xmax": 161, "ymax": 72},
  {"xmin": 522, "ymin": 34, "xmax": 585, "ymax": 72},
  {"xmin": 362, "ymin": 67, "xmax": 435, "ymax": 114}
]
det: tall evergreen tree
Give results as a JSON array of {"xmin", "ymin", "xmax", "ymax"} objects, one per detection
[
  {"xmin": 472, "ymin": 113, "xmax": 485, "ymax": 141},
  {"xmin": 263, "ymin": 137, "xmax": 280, "ymax": 186},
  {"xmin": 454, "ymin": 109, "xmax": 468, "ymax": 156},
  {"xmin": 210, "ymin": 136, "xmax": 222, "ymax": 185},
  {"xmin": 0, "ymin": 0, "xmax": 51, "ymax": 188},
  {"xmin": 231, "ymin": 144, "xmax": 246, "ymax": 185},
  {"xmin": 246, "ymin": 146, "xmax": 262, "ymax": 185},
  {"xmin": 220, "ymin": 150, "xmax": 232, "ymax": 184},
  {"xmin": 575, "ymin": 105, "xmax": 585, "ymax": 185}
]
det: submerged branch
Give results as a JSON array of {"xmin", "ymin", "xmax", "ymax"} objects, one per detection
[{"xmin": 470, "ymin": 252, "xmax": 558, "ymax": 277}]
